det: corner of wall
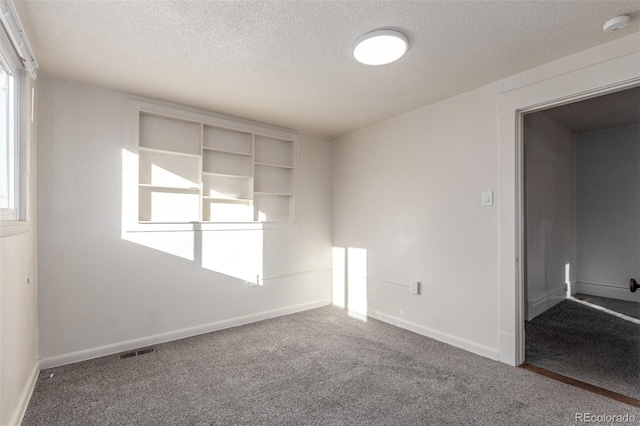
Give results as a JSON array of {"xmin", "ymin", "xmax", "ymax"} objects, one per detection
[{"xmin": 7, "ymin": 361, "xmax": 39, "ymax": 426}]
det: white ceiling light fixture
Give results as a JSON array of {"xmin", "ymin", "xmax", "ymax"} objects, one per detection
[
  {"xmin": 353, "ymin": 29, "xmax": 408, "ymax": 66},
  {"xmin": 603, "ymin": 15, "xmax": 630, "ymax": 33}
]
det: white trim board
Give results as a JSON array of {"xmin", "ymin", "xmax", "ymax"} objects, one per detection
[
  {"xmin": 8, "ymin": 361, "xmax": 39, "ymax": 426},
  {"xmin": 40, "ymin": 299, "xmax": 331, "ymax": 369},
  {"xmin": 368, "ymin": 309, "xmax": 499, "ymax": 361},
  {"xmin": 527, "ymin": 285, "xmax": 566, "ymax": 321},
  {"xmin": 575, "ymin": 280, "xmax": 640, "ymax": 303}
]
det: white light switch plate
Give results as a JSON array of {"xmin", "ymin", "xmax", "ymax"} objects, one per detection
[{"xmin": 482, "ymin": 191, "xmax": 493, "ymax": 206}]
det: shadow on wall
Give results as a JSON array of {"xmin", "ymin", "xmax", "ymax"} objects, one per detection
[
  {"xmin": 333, "ymin": 246, "xmax": 368, "ymax": 321},
  {"xmin": 120, "ymin": 148, "xmax": 263, "ymax": 285}
]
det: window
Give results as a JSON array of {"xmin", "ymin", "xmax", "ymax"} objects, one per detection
[
  {"xmin": 0, "ymin": 31, "xmax": 20, "ymax": 221},
  {"xmin": 0, "ymin": 1, "xmax": 37, "ymax": 227}
]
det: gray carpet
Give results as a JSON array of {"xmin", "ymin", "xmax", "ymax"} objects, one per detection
[
  {"xmin": 526, "ymin": 296, "xmax": 640, "ymax": 400},
  {"xmin": 573, "ymin": 293, "xmax": 640, "ymax": 320},
  {"xmin": 24, "ymin": 306, "xmax": 638, "ymax": 425}
]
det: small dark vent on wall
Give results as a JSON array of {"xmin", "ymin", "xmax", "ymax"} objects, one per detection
[{"xmin": 118, "ymin": 347, "xmax": 155, "ymax": 360}]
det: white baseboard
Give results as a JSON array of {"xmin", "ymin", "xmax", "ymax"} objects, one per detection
[
  {"xmin": 575, "ymin": 279, "xmax": 640, "ymax": 302},
  {"xmin": 40, "ymin": 299, "xmax": 331, "ymax": 369},
  {"xmin": 498, "ymin": 330, "xmax": 518, "ymax": 366},
  {"xmin": 9, "ymin": 360, "xmax": 39, "ymax": 426},
  {"xmin": 367, "ymin": 309, "xmax": 499, "ymax": 361},
  {"xmin": 527, "ymin": 284, "xmax": 566, "ymax": 320}
]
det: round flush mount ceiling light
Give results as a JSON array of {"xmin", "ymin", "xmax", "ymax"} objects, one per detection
[
  {"xmin": 603, "ymin": 15, "xmax": 630, "ymax": 33},
  {"xmin": 353, "ymin": 29, "xmax": 408, "ymax": 65}
]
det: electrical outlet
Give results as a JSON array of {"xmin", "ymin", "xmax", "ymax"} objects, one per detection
[{"xmin": 409, "ymin": 282, "xmax": 420, "ymax": 295}]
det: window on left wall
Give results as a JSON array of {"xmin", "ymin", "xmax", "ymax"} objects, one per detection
[
  {"xmin": 0, "ymin": 28, "xmax": 24, "ymax": 221},
  {"xmin": 0, "ymin": 55, "xmax": 17, "ymax": 219}
]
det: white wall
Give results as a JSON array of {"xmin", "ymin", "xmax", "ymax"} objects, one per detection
[
  {"xmin": 36, "ymin": 76, "xmax": 333, "ymax": 367},
  {"xmin": 576, "ymin": 124, "xmax": 640, "ymax": 302},
  {"xmin": 32, "ymin": 33, "xmax": 640, "ymax": 375},
  {"xmin": 524, "ymin": 112, "xmax": 576, "ymax": 320},
  {"xmin": 334, "ymin": 86, "xmax": 501, "ymax": 359},
  {"xmin": 0, "ymin": 77, "xmax": 38, "ymax": 426},
  {"xmin": 335, "ymin": 33, "xmax": 640, "ymax": 362}
]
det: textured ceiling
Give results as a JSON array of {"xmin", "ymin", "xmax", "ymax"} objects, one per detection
[
  {"xmin": 542, "ymin": 86, "xmax": 640, "ymax": 134},
  {"xmin": 14, "ymin": 1, "xmax": 640, "ymax": 137}
]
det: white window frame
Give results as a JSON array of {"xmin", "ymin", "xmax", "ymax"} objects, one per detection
[{"xmin": 0, "ymin": 26, "xmax": 23, "ymax": 222}]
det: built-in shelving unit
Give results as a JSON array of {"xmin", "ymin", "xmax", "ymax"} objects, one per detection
[
  {"xmin": 135, "ymin": 109, "xmax": 296, "ymax": 223},
  {"xmin": 252, "ymin": 135, "xmax": 295, "ymax": 221}
]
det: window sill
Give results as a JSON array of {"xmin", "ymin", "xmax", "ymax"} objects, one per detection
[{"xmin": 0, "ymin": 221, "xmax": 31, "ymax": 238}]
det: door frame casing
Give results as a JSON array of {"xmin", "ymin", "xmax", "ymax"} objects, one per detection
[{"xmin": 497, "ymin": 42, "xmax": 640, "ymax": 366}]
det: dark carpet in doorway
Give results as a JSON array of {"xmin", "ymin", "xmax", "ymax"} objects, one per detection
[
  {"xmin": 526, "ymin": 296, "xmax": 640, "ymax": 400},
  {"xmin": 572, "ymin": 293, "xmax": 640, "ymax": 320}
]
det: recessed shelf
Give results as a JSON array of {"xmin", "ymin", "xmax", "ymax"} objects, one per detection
[
  {"xmin": 139, "ymin": 184, "xmax": 200, "ymax": 192},
  {"xmin": 254, "ymin": 165, "xmax": 293, "ymax": 195},
  {"xmin": 203, "ymin": 196, "xmax": 252, "ymax": 202},
  {"xmin": 138, "ymin": 189, "xmax": 199, "ymax": 222},
  {"xmin": 139, "ymin": 146, "xmax": 201, "ymax": 158},
  {"xmin": 202, "ymin": 171, "xmax": 252, "ymax": 179},
  {"xmin": 254, "ymin": 192, "xmax": 293, "ymax": 196},
  {"xmin": 203, "ymin": 197, "xmax": 254, "ymax": 222},
  {"xmin": 140, "ymin": 113, "xmax": 201, "ymax": 155},
  {"xmin": 254, "ymin": 161, "xmax": 294, "ymax": 169},
  {"xmin": 254, "ymin": 191, "xmax": 293, "ymax": 222},
  {"xmin": 139, "ymin": 150, "xmax": 200, "ymax": 188},
  {"xmin": 203, "ymin": 126, "xmax": 252, "ymax": 154},
  {"xmin": 203, "ymin": 150, "xmax": 253, "ymax": 177},
  {"xmin": 203, "ymin": 147, "xmax": 253, "ymax": 156},
  {"xmin": 254, "ymin": 135, "xmax": 294, "ymax": 167}
]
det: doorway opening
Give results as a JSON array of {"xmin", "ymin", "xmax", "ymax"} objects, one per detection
[{"xmin": 522, "ymin": 87, "xmax": 640, "ymax": 403}]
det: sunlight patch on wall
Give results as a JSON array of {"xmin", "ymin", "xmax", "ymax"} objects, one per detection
[
  {"xmin": 347, "ymin": 247, "xmax": 368, "ymax": 321},
  {"xmin": 121, "ymin": 149, "xmax": 138, "ymax": 235},
  {"xmin": 121, "ymin": 149, "xmax": 196, "ymax": 260},
  {"xmin": 565, "ymin": 263, "xmax": 572, "ymax": 298},
  {"xmin": 201, "ymin": 230, "xmax": 263, "ymax": 284},
  {"xmin": 140, "ymin": 191, "xmax": 200, "ymax": 222},
  {"xmin": 125, "ymin": 231, "xmax": 196, "ymax": 261},
  {"xmin": 121, "ymin": 148, "xmax": 265, "ymax": 281},
  {"xmin": 144, "ymin": 160, "xmax": 199, "ymax": 189},
  {"xmin": 332, "ymin": 247, "xmax": 346, "ymax": 308},
  {"xmin": 205, "ymin": 201, "xmax": 254, "ymax": 222}
]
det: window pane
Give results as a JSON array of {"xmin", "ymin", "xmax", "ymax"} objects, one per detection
[{"xmin": 0, "ymin": 61, "xmax": 15, "ymax": 213}]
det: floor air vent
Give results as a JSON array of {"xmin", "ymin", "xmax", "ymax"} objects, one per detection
[{"xmin": 118, "ymin": 347, "xmax": 155, "ymax": 360}]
